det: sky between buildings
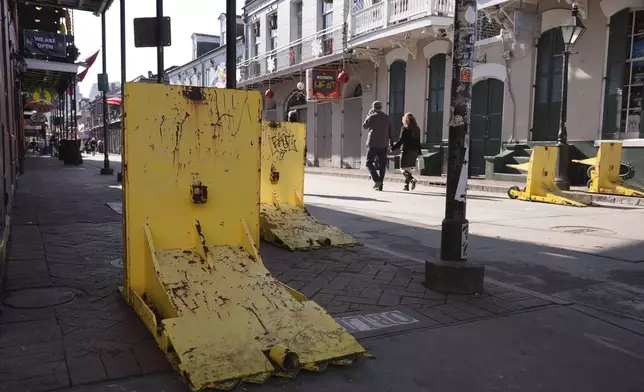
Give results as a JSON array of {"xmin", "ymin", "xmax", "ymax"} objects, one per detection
[{"xmin": 74, "ymin": 0, "xmax": 243, "ymax": 97}]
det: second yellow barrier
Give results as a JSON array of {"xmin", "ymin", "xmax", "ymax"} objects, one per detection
[{"xmin": 259, "ymin": 121, "xmax": 358, "ymax": 250}]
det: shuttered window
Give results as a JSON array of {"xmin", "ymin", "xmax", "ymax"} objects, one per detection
[
  {"xmin": 426, "ymin": 54, "xmax": 446, "ymax": 145},
  {"xmin": 602, "ymin": 9, "xmax": 631, "ymax": 138},
  {"xmin": 532, "ymin": 28, "xmax": 564, "ymax": 141},
  {"xmin": 388, "ymin": 60, "xmax": 406, "ymax": 140}
]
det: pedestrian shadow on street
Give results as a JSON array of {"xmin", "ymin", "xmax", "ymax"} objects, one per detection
[
  {"xmin": 304, "ymin": 194, "xmax": 391, "ymax": 203},
  {"xmin": 385, "ymin": 190, "xmax": 503, "ymax": 202}
]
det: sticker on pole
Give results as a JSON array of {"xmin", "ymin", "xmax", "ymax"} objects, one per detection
[
  {"xmin": 460, "ymin": 67, "xmax": 472, "ymax": 82},
  {"xmin": 461, "ymin": 222, "xmax": 469, "ymax": 259}
]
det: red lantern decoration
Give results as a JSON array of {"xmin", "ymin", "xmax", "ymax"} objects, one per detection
[
  {"xmin": 264, "ymin": 88, "xmax": 274, "ymax": 99},
  {"xmin": 338, "ymin": 70, "xmax": 350, "ymax": 84}
]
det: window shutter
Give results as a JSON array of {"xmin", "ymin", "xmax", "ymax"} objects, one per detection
[
  {"xmin": 532, "ymin": 28, "xmax": 564, "ymax": 141},
  {"xmin": 426, "ymin": 54, "xmax": 446, "ymax": 145},
  {"xmin": 389, "ymin": 60, "xmax": 407, "ymax": 141},
  {"xmin": 602, "ymin": 9, "xmax": 630, "ymax": 139}
]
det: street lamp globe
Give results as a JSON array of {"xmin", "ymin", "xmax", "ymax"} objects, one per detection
[{"xmin": 561, "ymin": 4, "xmax": 586, "ymax": 52}]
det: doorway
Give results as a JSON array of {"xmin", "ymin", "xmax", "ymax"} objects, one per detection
[
  {"xmin": 342, "ymin": 96, "xmax": 363, "ymax": 168},
  {"xmin": 470, "ymin": 78, "xmax": 504, "ymax": 176},
  {"xmin": 316, "ymin": 102, "xmax": 333, "ymax": 167}
]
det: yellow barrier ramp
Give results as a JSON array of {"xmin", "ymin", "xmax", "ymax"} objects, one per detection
[
  {"xmin": 259, "ymin": 121, "xmax": 358, "ymax": 251},
  {"xmin": 123, "ymin": 84, "xmax": 367, "ymax": 391},
  {"xmin": 506, "ymin": 146, "xmax": 590, "ymax": 207},
  {"xmin": 573, "ymin": 142, "xmax": 644, "ymax": 197}
]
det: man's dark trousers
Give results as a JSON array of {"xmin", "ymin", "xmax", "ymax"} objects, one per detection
[{"xmin": 366, "ymin": 147, "xmax": 387, "ymax": 183}]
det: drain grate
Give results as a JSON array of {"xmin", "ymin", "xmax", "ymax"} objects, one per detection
[{"xmin": 550, "ymin": 226, "xmax": 616, "ymax": 236}]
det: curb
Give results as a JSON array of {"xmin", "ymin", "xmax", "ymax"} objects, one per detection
[
  {"xmin": 305, "ymin": 169, "xmax": 644, "ymax": 207},
  {"xmin": 362, "ymin": 243, "xmax": 573, "ymax": 307}
]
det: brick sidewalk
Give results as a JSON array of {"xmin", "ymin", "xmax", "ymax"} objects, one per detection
[
  {"xmin": 0, "ymin": 156, "xmax": 555, "ymax": 392},
  {"xmin": 261, "ymin": 245, "xmax": 552, "ymax": 323}
]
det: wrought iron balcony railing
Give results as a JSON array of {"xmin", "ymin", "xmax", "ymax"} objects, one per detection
[
  {"xmin": 350, "ymin": 0, "xmax": 454, "ymax": 38},
  {"xmin": 238, "ymin": 23, "xmax": 345, "ymax": 85}
]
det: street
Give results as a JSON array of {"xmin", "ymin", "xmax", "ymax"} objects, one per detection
[{"xmin": 304, "ymin": 174, "xmax": 644, "ymax": 320}]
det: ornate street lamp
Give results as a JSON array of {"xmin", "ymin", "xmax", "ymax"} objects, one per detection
[{"xmin": 555, "ymin": 3, "xmax": 586, "ymax": 190}]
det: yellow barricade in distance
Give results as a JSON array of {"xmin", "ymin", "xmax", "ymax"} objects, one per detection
[
  {"xmin": 259, "ymin": 120, "xmax": 358, "ymax": 250},
  {"xmin": 123, "ymin": 84, "xmax": 367, "ymax": 391},
  {"xmin": 506, "ymin": 146, "xmax": 590, "ymax": 207},
  {"xmin": 573, "ymin": 142, "xmax": 644, "ymax": 197}
]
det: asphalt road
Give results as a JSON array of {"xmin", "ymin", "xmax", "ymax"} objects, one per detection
[{"xmin": 304, "ymin": 174, "xmax": 644, "ymax": 320}]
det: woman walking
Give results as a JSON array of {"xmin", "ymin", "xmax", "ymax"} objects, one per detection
[{"xmin": 391, "ymin": 113, "xmax": 422, "ymax": 191}]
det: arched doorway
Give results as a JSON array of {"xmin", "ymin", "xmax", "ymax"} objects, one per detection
[
  {"xmin": 284, "ymin": 89, "xmax": 307, "ymax": 122},
  {"xmin": 470, "ymin": 78, "xmax": 504, "ymax": 176},
  {"xmin": 532, "ymin": 28, "xmax": 564, "ymax": 141},
  {"xmin": 343, "ymin": 82, "xmax": 363, "ymax": 168},
  {"xmin": 426, "ymin": 54, "xmax": 446, "ymax": 146},
  {"xmin": 388, "ymin": 60, "xmax": 406, "ymax": 140}
]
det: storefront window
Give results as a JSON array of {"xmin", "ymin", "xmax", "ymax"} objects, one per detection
[{"xmin": 621, "ymin": 10, "xmax": 644, "ymax": 134}]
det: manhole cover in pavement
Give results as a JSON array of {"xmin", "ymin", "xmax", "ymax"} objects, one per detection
[
  {"xmin": 550, "ymin": 226, "xmax": 616, "ymax": 236},
  {"xmin": 110, "ymin": 258, "xmax": 123, "ymax": 268},
  {"xmin": 2, "ymin": 287, "xmax": 76, "ymax": 308}
]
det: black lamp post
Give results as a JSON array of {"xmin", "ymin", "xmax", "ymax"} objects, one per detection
[{"xmin": 555, "ymin": 3, "xmax": 586, "ymax": 190}]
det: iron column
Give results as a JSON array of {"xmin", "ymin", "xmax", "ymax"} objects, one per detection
[
  {"xmin": 554, "ymin": 50, "xmax": 570, "ymax": 190},
  {"xmin": 424, "ymin": 0, "xmax": 484, "ymax": 294},
  {"xmin": 118, "ymin": 0, "xmax": 126, "ymax": 181},
  {"xmin": 226, "ymin": 0, "xmax": 236, "ymax": 89},
  {"xmin": 441, "ymin": 0, "xmax": 477, "ymax": 261},
  {"xmin": 156, "ymin": 0, "xmax": 164, "ymax": 83},
  {"xmin": 100, "ymin": 11, "xmax": 113, "ymax": 175}
]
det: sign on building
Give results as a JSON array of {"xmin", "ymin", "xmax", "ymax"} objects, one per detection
[
  {"xmin": 23, "ymin": 30, "xmax": 66, "ymax": 58},
  {"xmin": 306, "ymin": 68, "xmax": 339, "ymax": 101}
]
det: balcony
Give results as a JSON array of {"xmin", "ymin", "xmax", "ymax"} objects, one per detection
[
  {"xmin": 350, "ymin": 0, "xmax": 454, "ymax": 40},
  {"xmin": 238, "ymin": 23, "xmax": 345, "ymax": 85}
]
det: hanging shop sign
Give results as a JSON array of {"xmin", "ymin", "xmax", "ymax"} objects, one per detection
[
  {"xmin": 24, "ymin": 86, "xmax": 58, "ymax": 113},
  {"xmin": 23, "ymin": 30, "xmax": 66, "ymax": 58},
  {"xmin": 305, "ymin": 68, "xmax": 339, "ymax": 101}
]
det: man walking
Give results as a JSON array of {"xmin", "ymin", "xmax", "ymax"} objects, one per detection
[{"xmin": 363, "ymin": 101, "xmax": 393, "ymax": 191}]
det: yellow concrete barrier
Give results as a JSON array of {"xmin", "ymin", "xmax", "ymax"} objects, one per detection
[
  {"xmin": 122, "ymin": 84, "xmax": 367, "ymax": 391},
  {"xmin": 573, "ymin": 142, "xmax": 644, "ymax": 197},
  {"xmin": 506, "ymin": 146, "xmax": 590, "ymax": 207},
  {"xmin": 259, "ymin": 120, "xmax": 358, "ymax": 250}
]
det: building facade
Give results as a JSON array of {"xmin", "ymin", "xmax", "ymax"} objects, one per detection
[
  {"xmin": 167, "ymin": 15, "xmax": 245, "ymax": 87},
  {"xmin": 166, "ymin": 0, "xmax": 644, "ymax": 182}
]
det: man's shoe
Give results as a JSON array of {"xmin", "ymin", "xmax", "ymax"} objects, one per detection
[
  {"xmin": 372, "ymin": 182, "xmax": 381, "ymax": 190},
  {"xmin": 377, "ymin": 183, "xmax": 383, "ymax": 191},
  {"xmin": 403, "ymin": 184, "xmax": 410, "ymax": 191},
  {"xmin": 411, "ymin": 179, "xmax": 417, "ymax": 190}
]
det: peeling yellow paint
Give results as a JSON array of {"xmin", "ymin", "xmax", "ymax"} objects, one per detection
[
  {"xmin": 122, "ymin": 84, "xmax": 367, "ymax": 390},
  {"xmin": 259, "ymin": 121, "xmax": 358, "ymax": 250}
]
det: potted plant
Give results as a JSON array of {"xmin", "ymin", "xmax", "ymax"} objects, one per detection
[
  {"xmin": 253, "ymin": 21, "xmax": 261, "ymax": 37},
  {"xmin": 323, "ymin": 0, "xmax": 333, "ymax": 3}
]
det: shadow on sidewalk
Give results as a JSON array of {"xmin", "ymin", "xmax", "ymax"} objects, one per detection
[{"xmin": 304, "ymin": 203, "xmax": 644, "ymax": 320}]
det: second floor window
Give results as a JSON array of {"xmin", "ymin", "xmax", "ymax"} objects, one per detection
[
  {"xmin": 321, "ymin": 2, "xmax": 333, "ymax": 31},
  {"xmin": 268, "ymin": 13, "xmax": 278, "ymax": 51}
]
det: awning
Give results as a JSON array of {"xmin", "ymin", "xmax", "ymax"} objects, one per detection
[
  {"xmin": 21, "ymin": 0, "xmax": 115, "ymax": 15},
  {"xmin": 106, "ymin": 97, "xmax": 122, "ymax": 105}
]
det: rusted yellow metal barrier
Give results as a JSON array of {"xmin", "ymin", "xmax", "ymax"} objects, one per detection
[
  {"xmin": 506, "ymin": 146, "xmax": 590, "ymax": 207},
  {"xmin": 259, "ymin": 121, "xmax": 357, "ymax": 250},
  {"xmin": 573, "ymin": 142, "xmax": 644, "ymax": 197},
  {"xmin": 122, "ymin": 84, "xmax": 367, "ymax": 391}
]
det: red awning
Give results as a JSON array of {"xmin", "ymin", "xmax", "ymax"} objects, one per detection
[{"xmin": 106, "ymin": 97, "xmax": 122, "ymax": 105}]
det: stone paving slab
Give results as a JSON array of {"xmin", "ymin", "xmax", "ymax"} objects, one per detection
[{"xmin": 0, "ymin": 156, "xmax": 557, "ymax": 392}]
